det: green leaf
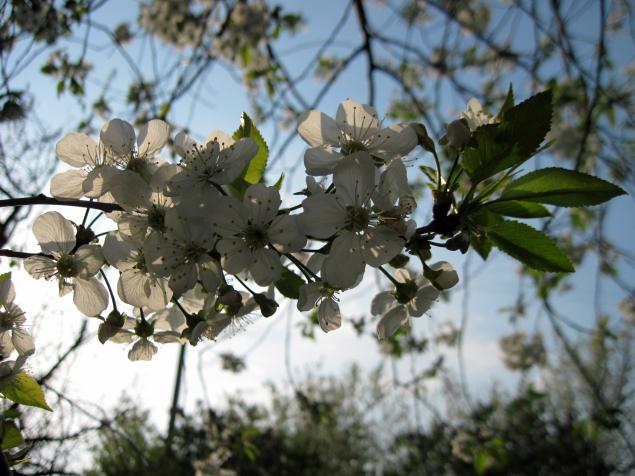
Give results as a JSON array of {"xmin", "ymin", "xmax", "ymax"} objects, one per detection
[
  {"xmin": 470, "ymin": 232, "xmax": 492, "ymax": 260},
  {"xmin": 232, "ymin": 113, "xmax": 269, "ymax": 188},
  {"xmin": 0, "ymin": 371, "xmax": 52, "ymax": 411},
  {"xmin": 496, "ymin": 84, "xmax": 514, "ymax": 119},
  {"xmin": 2, "ymin": 408, "xmax": 20, "ymax": 419},
  {"xmin": 158, "ymin": 102, "xmax": 171, "ymax": 119},
  {"xmin": 487, "ymin": 220, "xmax": 574, "ymax": 272},
  {"xmin": 461, "ymin": 124, "xmax": 523, "ymax": 182},
  {"xmin": 274, "ymin": 268, "xmax": 305, "ymax": 299},
  {"xmin": 462, "ymin": 90, "xmax": 553, "ymax": 183},
  {"xmin": 502, "ymin": 89, "xmax": 552, "ymax": 157},
  {"xmin": 1, "ymin": 421, "xmax": 24, "ymax": 450},
  {"xmin": 0, "ymin": 272, "xmax": 9, "ymax": 286},
  {"xmin": 498, "ymin": 167, "xmax": 627, "ymax": 207},
  {"xmin": 273, "ymin": 172, "xmax": 285, "ymax": 190},
  {"xmin": 485, "ymin": 201, "xmax": 552, "ymax": 218}
]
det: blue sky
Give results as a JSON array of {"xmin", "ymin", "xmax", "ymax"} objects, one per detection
[{"xmin": 4, "ymin": 0, "xmax": 635, "ymax": 454}]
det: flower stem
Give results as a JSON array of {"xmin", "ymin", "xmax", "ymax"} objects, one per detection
[
  {"xmin": 284, "ymin": 252, "xmax": 318, "ymax": 281},
  {"xmin": 233, "ymin": 274, "xmax": 257, "ymax": 296},
  {"xmin": 100, "ymin": 269, "xmax": 118, "ymax": 313},
  {"xmin": 172, "ymin": 298, "xmax": 191, "ymax": 318},
  {"xmin": 379, "ymin": 266, "xmax": 400, "ymax": 286}
]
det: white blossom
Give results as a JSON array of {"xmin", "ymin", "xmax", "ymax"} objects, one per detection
[
  {"xmin": 297, "ymin": 99, "xmax": 417, "ymax": 175},
  {"xmin": 0, "ymin": 276, "xmax": 34, "ymax": 357},
  {"xmin": 459, "ymin": 98, "xmax": 497, "ymax": 131},
  {"xmin": 50, "ymin": 118, "xmax": 170, "ymax": 200},
  {"xmin": 300, "ymin": 153, "xmax": 406, "ymax": 288},
  {"xmin": 297, "ymin": 281, "xmax": 341, "ymax": 332},
  {"xmin": 373, "ymin": 264, "xmax": 459, "ymax": 340},
  {"xmin": 214, "ymin": 184, "xmax": 306, "ymax": 286},
  {"xmin": 165, "ymin": 130, "xmax": 258, "ymax": 199},
  {"xmin": 103, "ymin": 232, "xmax": 172, "ymax": 311},
  {"xmin": 144, "ymin": 206, "xmax": 221, "ymax": 297},
  {"xmin": 23, "ymin": 212, "xmax": 108, "ymax": 316}
]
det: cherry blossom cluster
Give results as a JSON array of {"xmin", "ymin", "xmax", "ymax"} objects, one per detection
[{"xmin": 15, "ymin": 98, "xmax": 470, "ymax": 360}]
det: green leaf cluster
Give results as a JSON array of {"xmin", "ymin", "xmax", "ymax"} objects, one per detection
[{"xmin": 453, "ymin": 90, "xmax": 627, "ymax": 273}]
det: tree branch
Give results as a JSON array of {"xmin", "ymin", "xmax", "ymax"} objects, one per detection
[{"xmin": 0, "ymin": 195, "xmax": 122, "ymax": 213}]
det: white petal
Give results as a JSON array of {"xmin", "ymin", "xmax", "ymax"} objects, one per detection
[
  {"xmin": 334, "ymin": 152, "xmax": 376, "ymax": 207},
  {"xmin": 297, "ymin": 282, "xmax": 323, "ymax": 311},
  {"xmin": 0, "ymin": 276, "xmax": 15, "ymax": 305},
  {"xmin": 145, "ymin": 276, "xmax": 172, "ymax": 311},
  {"xmin": 374, "ymin": 158, "xmax": 410, "ymax": 211},
  {"xmin": 100, "ymin": 118, "xmax": 135, "ymax": 158},
  {"xmin": 83, "ymin": 165, "xmax": 119, "ymax": 198},
  {"xmin": 137, "ymin": 119, "xmax": 170, "ymax": 158},
  {"xmin": 371, "ymin": 291, "xmax": 395, "ymax": 316},
  {"xmin": 174, "ymin": 131, "xmax": 199, "ymax": 158},
  {"xmin": 297, "ymin": 110, "xmax": 340, "ymax": 147},
  {"xmin": 210, "ymin": 197, "xmax": 249, "ymax": 237},
  {"xmin": 33, "ymin": 211, "xmax": 75, "ymax": 256},
  {"xmin": 108, "ymin": 171, "xmax": 152, "ymax": 211},
  {"xmin": 56, "ymin": 133, "xmax": 99, "ymax": 167},
  {"xmin": 243, "ymin": 184, "xmax": 281, "ymax": 226},
  {"xmin": 24, "ymin": 256, "xmax": 57, "ymax": 280},
  {"xmin": 394, "ymin": 268, "xmax": 413, "ymax": 283},
  {"xmin": 249, "ymin": 248, "xmax": 282, "ymax": 286},
  {"xmin": 128, "ymin": 338, "xmax": 157, "ymax": 361},
  {"xmin": 204, "ymin": 130, "xmax": 234, "ymax": 148},
  {"xmin": 268, "ymin": 215, "xmax": 306, "ymax": 253},
  {"xmin": 429, "ymin": 261, "xmax": 459, "ymax": 289},
  {"xmin": 304, "ymin": 146, "xmax": 344, "ymax": 176},
  {"xmin": 376, "ymin": 306, "xmax": 408, "ymax": 340},
  {"xmin": 103, "ymin": 232, "xmax": 137, "ymax": 270},
  {"xmin": 168, "ymin": 264, "xmax": 198, "ymax": 297},
  {"xmin": 299, "ymin": 194, "xmax": 347, "ymax": 239},
  {"xmin": 12, "ymin": 328, "xmax": 35, "ymax": 356},
  {"xmin": 336, "ymin": 99, "xmax": 379, "ymax": 137},
  {"xmin": 0, "ymin": 332, "xmax": 14, "ymax": 356},
  {"xmin": 117, "ymin": 270, "xmax": 151, "ymax": 308},
  {"xmin": 362, "ymin": 226, "xmax": 404, "ymax": 267},
  {"xmin": 50, "ymin": 169, "xmax": 89, "ymax": 199},
  {"xmin": 116, "ymin": 214, "xmax": 149, "ymax": 241},
  {"xmin": 75, "ymin": 245, "xmax": 105, "ymax": 277},
  {"xmin": 318, "ymin": 298, "xmax": 341, "ymax": 332},
  {"xmin": 72, "ymin": 277, "xmax": 109, "ymax": 316},
  {"xmin": 219, "ymin": 138, "xmax": 258, "ymax": 182},
  {"xmin": 321, "ymin": 232, "xmax": 365, "ymax": 289},
  {"xmin": 153, "ymin": 331, "xmax": 181, "ymax": 344},
  {"xmin": 409, "ymin": 285, "xmax": 439, "ymax": 317},
  {"xmin": 218, "ymin": 240, "xmax": 251, "ymax": 275},
  {"xmin": 198, "ymin": 258, "xmax": 222, "ymax": 293},
  {"xmin": 370, "ymin": 123, "xmax": 417, "ymax": 158}
]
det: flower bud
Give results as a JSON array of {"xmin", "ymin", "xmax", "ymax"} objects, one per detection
[
  {"xmin": 445, "ymin": 230, "xmax": 470, "ymax": 254},
  {"xmin": 98, "ymin": 310, "xmax": 125, "ymax": 344},
  {"xmin": 218, "ymin": 285, "xmax": 243, "ymax": 308},
  {"xmin": 254, "ymin": 293, "xmax": 279, "ymax": 317},
  {"xmin": 445, "ymin": 119, "xmax": 471, "ymax": 149},
  {"xmin": 426, "ymin": 261, "xmax": 459, "ymax": 290}
]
